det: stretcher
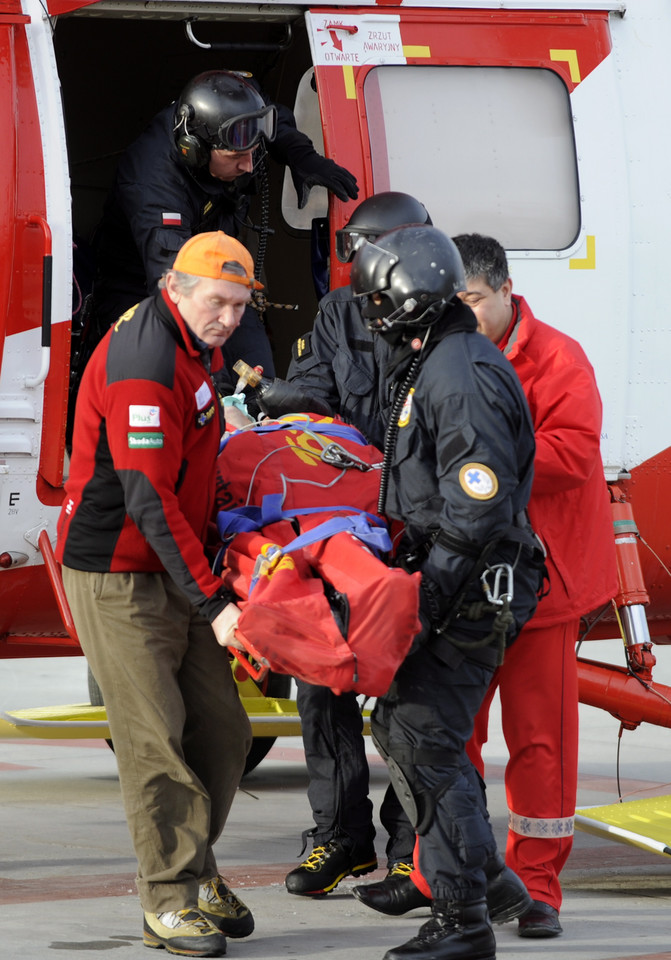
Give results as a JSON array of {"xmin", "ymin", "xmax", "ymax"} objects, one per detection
[
  {"xmin": 214, "ymin": 414, "xmax": 421, "ymax": 696},
  {"xmin": 575, "ymin": 795, "xmax": 671, "ymax": 857}
]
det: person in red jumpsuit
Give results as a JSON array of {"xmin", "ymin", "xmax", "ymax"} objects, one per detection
[{"xmin": 455, "ymin": 233, "xmax": 618, "ymax": 936}]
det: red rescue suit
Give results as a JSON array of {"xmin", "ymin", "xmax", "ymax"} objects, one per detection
[
  {"xmin": 56, "ymin": 290, "xmax": 232, "ymax": 622},
  {"xmin": 466, "ymin": 296, "xmax": 618, "ymax": 910}
]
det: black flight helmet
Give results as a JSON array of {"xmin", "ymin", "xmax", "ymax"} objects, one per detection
[
  {"xmin": 335, "ymin": 191, "xmax": 432, "ymax": 264},
  {"xmin": 350, "ymin": 225, "xmax": 466, "ymax": 335},
  {"xmin": 175, "ymin": 70, "xmax": 277, "ymax": 168}
]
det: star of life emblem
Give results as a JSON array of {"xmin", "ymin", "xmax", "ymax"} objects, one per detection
[{"xmin": 458, "ymin": 462, "xmax": 499, "ymax": 501}]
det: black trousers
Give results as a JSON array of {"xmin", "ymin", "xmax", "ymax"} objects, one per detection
[
  {"xmin": 373, "ymin": 644, "xmax": 498, "ymax": 901},
  {"xmin": 296, "ymin": 679, "xmax": 414, "ymax": 861}
]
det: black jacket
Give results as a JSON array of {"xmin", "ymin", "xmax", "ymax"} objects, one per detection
[
  {"xmin": 381, "ymin": 302, "xmax": 541, "ymax": 655},
  {"xmin": 286, "ymin": 285, "xmax": 394, "ymax": 449}
]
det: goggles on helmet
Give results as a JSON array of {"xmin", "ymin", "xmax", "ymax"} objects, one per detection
[
  {"xmin": 335, "ymin": 227, "xmax": 378, "ymax": 264},
  {"xmin": 213, "ymin": 105, "xmax": 277, "ymax": 152}
]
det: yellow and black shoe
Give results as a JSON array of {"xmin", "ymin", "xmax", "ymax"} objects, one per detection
[
  {"xmin": 143, "ymin": 908, "xmax": 227, "ymax": 957},
  {"xmin": 198, "ymin": 875, "xmax": 254, "ymax": 939},
  {"xmin": 285, "ymin": 838, "xmax": 378, "ymax": 897}
]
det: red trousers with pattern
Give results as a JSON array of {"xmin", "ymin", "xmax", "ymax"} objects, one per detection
[{"xmin": 466, "ymin": 619, "xmax": 580, "ymax": 910}]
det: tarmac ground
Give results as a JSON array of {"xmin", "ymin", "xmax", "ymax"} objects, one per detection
[{"xmin": 1, "ymin": 639, "xmax": 671, "ymax": 960}]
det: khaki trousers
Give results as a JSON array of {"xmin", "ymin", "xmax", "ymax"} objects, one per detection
[{"xmin": 62, "ymin": 567, "xmax": 252, "ymax": 913}]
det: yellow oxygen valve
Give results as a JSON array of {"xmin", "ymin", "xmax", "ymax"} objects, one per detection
[{"xmin": 233, "ymin": 359, "xmax": 263, "ymax": 390}]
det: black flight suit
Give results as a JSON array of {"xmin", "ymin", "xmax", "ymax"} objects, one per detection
[{"xmin": 372, "ymin": 301, "xmax": 543, "ymax": 903}]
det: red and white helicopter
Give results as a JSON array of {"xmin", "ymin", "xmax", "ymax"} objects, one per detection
[{"xmin": 1, "ymin": 0, "xmax": 669, "ymax": 836}]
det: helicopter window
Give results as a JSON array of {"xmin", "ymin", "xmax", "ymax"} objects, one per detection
[
  {"xmin": 363, "ymin": 65, "xmax": 580, "ymax": 252},
  {"xmin": 281, "ymin": 68, "xmax": 329, "ymax": 231}
]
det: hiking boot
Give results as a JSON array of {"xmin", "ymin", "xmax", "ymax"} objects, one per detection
[
  {"xmin": 198, "ymin": 875, "xmax": 254, "ymax": 938},
  {"xmin": 143, "ymin": 908, "xmax": 227, "ymax": 957},
  {"xmin": 352, "ymin": 861, "xmax": 431, "ymax": 915},
  {"xmin": 285, "ymin": 837, "xmax": 378, "ymax": 896},
  {"xmin": 384, "ymin": 899, "xmax": 495, "ymax": 960},
  {"xmin": 484, "ymin": 855, "xmax": 532, "ymax": 924}
]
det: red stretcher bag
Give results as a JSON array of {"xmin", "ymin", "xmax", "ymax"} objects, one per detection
[{"xmin": 214, "ymin": 416, "xmax": 421, "ymax": 696}]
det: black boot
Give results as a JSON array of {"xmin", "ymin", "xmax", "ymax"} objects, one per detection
[
  {"xmin": 485, "ymin": 853, "xmax": 532, "ymax": 924},
  {"xmin": 352, "ymin": 861, "xmax": 431, "ymax": 916},
  {"xmin": 354, "ymin": 855, "xmax": 530, "ymax": 923},
  {"xmin": 384, "ymin": 898, "xmax": 496, "ymax": 960}
]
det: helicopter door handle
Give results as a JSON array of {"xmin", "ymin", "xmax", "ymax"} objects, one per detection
[{"xmin": 24, "ymin": 215, "xmax": 53, "ymax": 388}]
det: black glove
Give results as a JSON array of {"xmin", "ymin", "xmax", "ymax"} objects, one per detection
[
  {"xmin": 256, "ymin": 377, "xmax": 334, "ymax": 419},
  {"xmin": 290, "ymin": 154, "xmax": 359, "ymax": 209},
  {"xmin": 269, "ymin": 106, "xmax": 359, "ymax": 208}
]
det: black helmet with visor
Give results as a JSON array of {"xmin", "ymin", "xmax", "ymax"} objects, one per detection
[
  {"xmin": 175, "ymin": 70, "xmax": 277, "ymax": 167},
  {"xmin": 350, "ymin": 225, "xmax": 466, "ymax": 337},
  {"xmin": 335, "ymin": 191, "xmax": 431, "ymax": 264}
]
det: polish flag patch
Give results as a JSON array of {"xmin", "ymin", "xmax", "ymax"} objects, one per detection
[{"xmin": 162, "ymin": 212, "xmax": 182, "ymax": 226}]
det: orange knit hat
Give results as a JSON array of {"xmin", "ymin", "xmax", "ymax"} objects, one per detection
[{"xmin": 172, "ymin": 231, "xmax": 263, "ymax": 290}]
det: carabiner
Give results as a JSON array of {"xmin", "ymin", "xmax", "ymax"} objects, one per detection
[
  {"xmin": 480, "ymin": 563, "xmax": 514, "ymax": 606},
  {"xmin": 321, "ymin": 442, "xmax": 371, "ymax": 471}
]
